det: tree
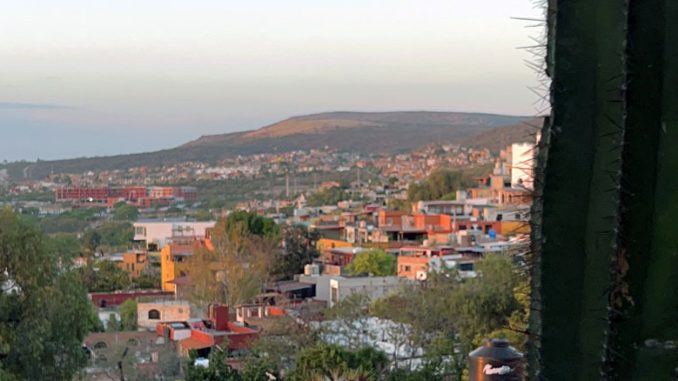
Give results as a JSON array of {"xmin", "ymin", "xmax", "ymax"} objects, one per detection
[
  {"xmin": 323, "ymin": 293, "xmax": 374, "ymax": 351},
  {"xmin": 242, "ymin": 357, "xmax": 280, "ymax": 381},
  {"xmin": 0, "ymin": 209, "xmax": 98, "ymax": 380},
  {"xmin": 307, "ymin": 186, "xmax": 349, "ymax": 207},
  {"xmin": 119, "ymin": 299, "xmax": 138, "ymax": 331},
  {"xmin": 387, "ymin": 199, "xmax": 409, "ymax": 212},
  {"xmin": 369, "ymin": 253, "xmax": 525, "ymax": 380},
  {"xmin": 186, "ymin": 230, "xmax": 275, "ymax": 308},
  {"xmin": 271, "ymin": 224, "xmax": 320, "ymax": 280},
  {"xmin": 243, "ymin": 316, "xmax": 318, "ymax": 378},
  {"xmin": 82, "ymin": 229, "xmax": 102, "ymax": 254},
  {"xmin": 79, "ymin": 260, "xmax": 131, "ymax": 292},
  {"xmin": 292, "ymin": 344, "xmax": 388, "ymax": 381},
  {"xmin": 345, "ymin": 249, "xmax": 396, "ymax": 276},
  {"xmin": 46, "ymin": 233, "xmax": 81, "ymax": 263},
  {"xmin": 156, "ymin": 344, "xmax": 182, "ymax": 380},
  {"xmin": 217, "ymin": 211, "xmax": 279, "ymax": 239},
  {"xmin": 407, "ymin": 169, "xmax": 463, "ymax": 202},
  {"xmin": 95, "ymin": 221, "xmax": 134, "ymax": 248},
  {"xmin": 186, "ymin": 346, "xmax": 241, "ymax": 381},
  {"xmin": 448, "ymin": 254, "xmax": 522, "ymax": 348},
  {"xmin": 107, "ymin": 313, "xmax": 121, "ymax": 332},
  {"xmin": 195, "ymin": 208, "xmax": 214, "ymax": 222},
  {"xmin": 112, "ymin": 202, "xmax": 139, "ymax": 221}
]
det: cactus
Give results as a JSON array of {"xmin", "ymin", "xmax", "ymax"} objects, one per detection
[{"xmin": 529, "ymin": 0, "xmax": 678, "ymax": 379}]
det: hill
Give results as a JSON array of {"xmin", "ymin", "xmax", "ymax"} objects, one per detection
[
  {"xmin": 460, "ymin": 117, "xmax": 543, "ymax": 152},
  {"xmin": 3, "ymin": 111, "xmax": 534, "ymax": 179}
]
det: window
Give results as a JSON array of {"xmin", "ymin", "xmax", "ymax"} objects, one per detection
[
  {"xmin": 93, "ymin": 341, "xmax": 108, "ymax": 350},
  {"xmin": 135, "ymin": 227, "xmax": 146, "ymax": 236},
  {"xmin": 148, "ymin": 309, "xmax": 160, "ymax": 320},
  {"xmin": 403, "ymin": 265, "xmax": 411, "ymax": 272},
  {"xmin": 459, "ymin": 263, "xmax": 475, "ymax": 272}
]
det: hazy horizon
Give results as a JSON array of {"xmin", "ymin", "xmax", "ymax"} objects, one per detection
[{"xmin": 0, "ymin": 0, "xmax": 543, "ymax": 161}]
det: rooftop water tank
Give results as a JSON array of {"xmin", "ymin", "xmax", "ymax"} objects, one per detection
[{"xmin": 468, "ymin": 339, "xmax": 524, "ymax": 380}]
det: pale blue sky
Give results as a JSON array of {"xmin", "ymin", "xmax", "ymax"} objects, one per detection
[{"xmin": 0, "ymin": 0, "xmax": 543, "ymax": 161}]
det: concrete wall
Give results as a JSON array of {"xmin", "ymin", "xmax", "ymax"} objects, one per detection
[
  {"xmin": 329, "ymin": 276, "xmax": 405, "ymax": 307},
  {"xmin": 299, "ymin": 274, "xmax": 336, "ymax": 302}
]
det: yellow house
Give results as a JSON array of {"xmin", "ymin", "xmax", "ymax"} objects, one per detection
[{"xmin": 160, "ymin": 240, "xmax": 198, "ymax": 292}]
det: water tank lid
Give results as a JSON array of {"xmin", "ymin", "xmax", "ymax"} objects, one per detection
[
  {"xmin": 487, "ymin": 338, "xmax": 509, "ymax": 348},
  {"xmin": 469, "ymin": 339, "xmax": 523, "ymax": 361}
]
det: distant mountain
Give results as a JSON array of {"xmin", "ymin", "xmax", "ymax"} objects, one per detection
[{"xmin": 4, "ymin": 111, "xmax": 535, "ymax": 179}]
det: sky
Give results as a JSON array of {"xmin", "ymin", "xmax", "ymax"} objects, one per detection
[{"xmin": 0, "ymin": 0, "xmax": 544, "ymax": 161}]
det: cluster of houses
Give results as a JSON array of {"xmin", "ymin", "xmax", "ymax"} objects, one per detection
[{"xmin": 78, "ymin": 138, "xmax": 536, "ymax": 378}]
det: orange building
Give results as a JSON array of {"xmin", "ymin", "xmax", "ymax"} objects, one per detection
[
  {"xmin": 397, "ymin": 255, "xmax": 429, "ymax": 280},
  {"xmin": 378, "ymin": 210, "xmax": 408, "ymax": 227},
  {"xmin": 118, "ymin": 251, "xmax": 148, "ymax": 279}
]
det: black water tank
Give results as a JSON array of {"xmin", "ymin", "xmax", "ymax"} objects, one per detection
[{"xmin": 468, "ymin": 339, "xmax": 524, "ymax": 380}]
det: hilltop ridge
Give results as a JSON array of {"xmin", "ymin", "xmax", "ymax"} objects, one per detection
[{"xmin": 2, "ymin": 111, "xmax": 537, "ymax": 179}]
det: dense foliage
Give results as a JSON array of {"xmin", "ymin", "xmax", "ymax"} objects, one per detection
[
  {"xmin": 370, "ymin": 254, "xmax": 527, "ymax": 380},
  {"xmin": 186, "ymin": 346, "xmax": 241, "ymax": 381},
  {"xmin": 78, "ymin": 260, "xmax": 131, "ymax": 292},
  {"xmin": 25, "ymin": 207, "xmax": 105, "ymax": 234},
  {"xmin": 345, "ymin": 249, "xmax": 396, "ymax": 276},
  {"xmin": 187, "ymin": 213, "xmax": 319, "ymax": 307},
  {"xmin": 82, "ymin": 221, "xmax": 134, "ymax": 253},
  {"xmin": 112, "ymin": 202, "xmax": 139, "ymax": 221},
  {"xmin": 271, "ymin": 224, "xmax": 320, "ymax": 280},
  {"xmin": 306, "ymin": 186, "xmax": 350, "ymax": 207},
  {"xmin": 407, "ymin": 169, "xmax": 463, "ymax": 202},
  {"xmin": 119, "ymin": 299, "xmax": 138, "ymax": 331},
  {"xmin": 0, "ymin": 209, "xmax": 98, "ymax": 380},
  {"xmin": 291, "ymin": 344, "xmax": 388, "ymax": 381},
  {"xmin": 217, "ymin": 211, "xmax": 280, "ymax": 239}
]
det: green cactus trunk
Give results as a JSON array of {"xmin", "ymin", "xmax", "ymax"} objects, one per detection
[{"xmin": 529, "ymin": 0, "xmax": 678, "ymax": 379}]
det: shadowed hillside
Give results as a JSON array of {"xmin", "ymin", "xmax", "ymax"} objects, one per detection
[
  {"xmin": 460, "ymin": 117, "xmax": 543, "ymax": 152},
  {"xmin": 3, "ymin": 111, "xmax": 533, "ymax": 179}
]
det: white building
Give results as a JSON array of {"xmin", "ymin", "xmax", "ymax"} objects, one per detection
[
  {"xmin": 298, "ymin": 274, "xmax": 408, "ymax": 307},
  {"xmin": 133, "ymin": 220, "xmax": 216, "ymax": 250},
  {"xmin": 510, "ymin": 143, "xmax": 535, "ymax": 189}
]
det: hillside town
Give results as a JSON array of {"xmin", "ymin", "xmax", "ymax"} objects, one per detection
[
  {"xmin": 4, "ymin": 0, "xmax": 675, "ymax": 378},
  {"xmin": 1, "ymin": 143, "xmax": 504, "ymax": 216},
  {"xmin": 0, "ymin": 134, "xmax": 537, "ymax": 380}
]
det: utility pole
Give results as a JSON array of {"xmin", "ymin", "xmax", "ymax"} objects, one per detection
[{"xmin": 118, "ymin": 347, "xmax": 128, "ymax": 381}]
